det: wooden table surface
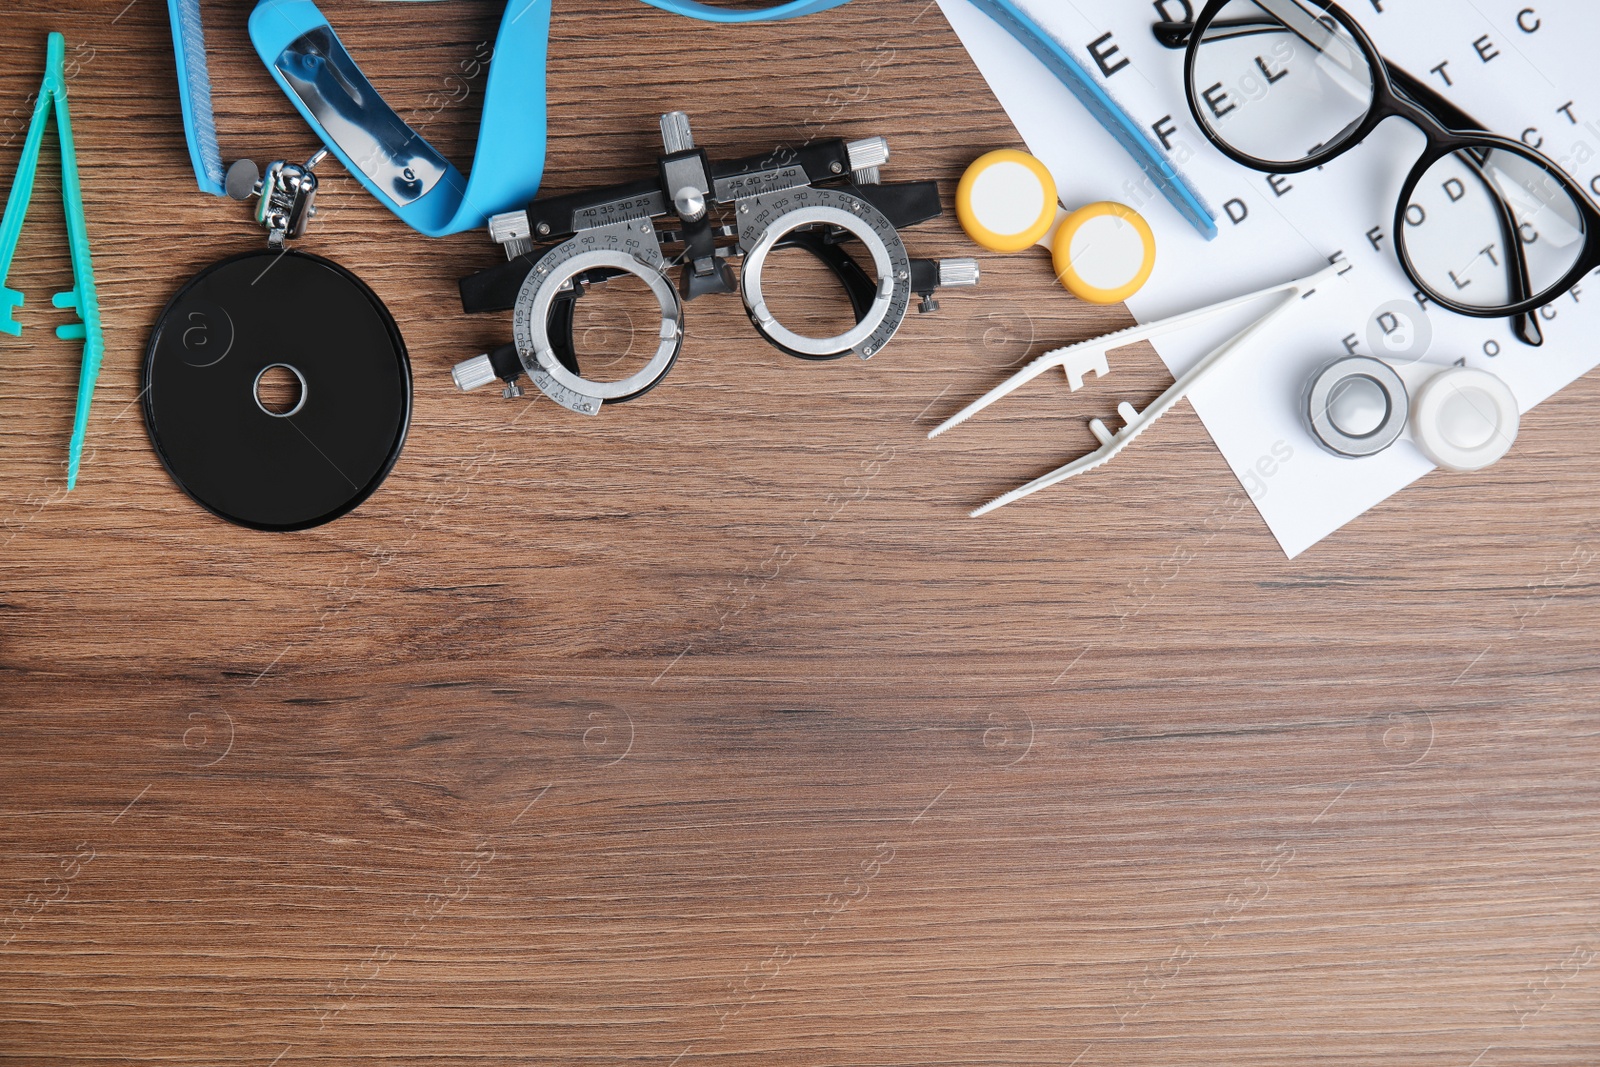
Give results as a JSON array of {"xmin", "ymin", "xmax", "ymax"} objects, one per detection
[{"xmin": 4, "ymin": 1, "xmax": 1600, "ymax": 1064}]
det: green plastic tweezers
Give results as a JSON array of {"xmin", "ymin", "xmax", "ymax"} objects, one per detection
[{"xmin": 0, "ymin": 33, "xmax": 104, "ymax": 491}]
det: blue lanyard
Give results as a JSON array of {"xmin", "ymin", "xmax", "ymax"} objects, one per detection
[{"xmin": 171, "ymin": 0, "xmax": 851, "ymax": 237}]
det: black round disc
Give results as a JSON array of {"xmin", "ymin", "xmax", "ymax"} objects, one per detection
[{"xmin": 142, "ymin": 250, "xmax": 411, "ymax": 531}]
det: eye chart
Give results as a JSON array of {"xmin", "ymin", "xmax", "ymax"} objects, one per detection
[{"xmin": 938, "ymin": 0, "xmax": 1600, "ymax": 556}]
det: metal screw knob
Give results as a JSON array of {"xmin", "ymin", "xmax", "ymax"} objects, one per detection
[
  {"xmin": 673, "ymin": 187, "xmax": 707, "ymax": 222},
  {"xmin": 488, "ymin": 210, "xmax": 534, "ymax": 259},
  {"xmin": 660, "ymin": 111, "xmax": 695, "ymax": 154},
  {"xmin": 937, "ymin": 258, "xmax": 981, "ymax": 288},
  {"xmin": 845, "ymin": 136, "xmax": 890, "ymax": 175},
  {"xmin": 451, "ymin": 353, "xmax": 499, "ymax": 393}
]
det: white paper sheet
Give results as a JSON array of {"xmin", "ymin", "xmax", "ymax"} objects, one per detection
[{"xmin": 938, "ymin": 0, "xmax": 1600, "ymax": 556}]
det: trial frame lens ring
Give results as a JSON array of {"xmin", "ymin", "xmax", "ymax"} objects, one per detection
[
  {"xmin": 520, "ymin": 248, "xmax": 683, "ymax": 402},
  {"xmin": 741, "ymin": 204, "xmax": 897, "ymax": 359}
]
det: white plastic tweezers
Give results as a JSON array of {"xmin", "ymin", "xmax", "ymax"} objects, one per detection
[{"xmin": 929, "ymin": 265, "xmax": 1340, "ymax": 517}]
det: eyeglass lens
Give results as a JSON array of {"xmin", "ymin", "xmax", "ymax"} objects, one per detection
[
  {"xmin": 1401, "ymin": 147, "xmax": 1588, "ymax": 310},
  {"xmin": 1189, "ymin": 0, "xmax": 1374, "ymax": 165}
]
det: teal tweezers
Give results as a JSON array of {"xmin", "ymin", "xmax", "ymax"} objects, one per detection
[{"xmin": 0, "ymin": 33, "xmax": 105, "ymax": 490}]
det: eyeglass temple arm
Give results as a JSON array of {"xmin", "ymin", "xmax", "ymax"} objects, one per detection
[
  {"xmin": 1386, "ymin": 67, "xmax": 1542, "ymax": 344},
  {"xmin": 1154, "ymin": 0, "xmax": 1342, "ymax": 52},
  {"xmin": 1451, "ymin": 151, "xmax": 1543, "ymax": 346},
  {"xmin": 1384, "ymin": 66, "xmax": 1541, "ymax": 343},
  {"xmin": 1152, "ymin": 17, "xmax": 1281, "ymax": 50}
]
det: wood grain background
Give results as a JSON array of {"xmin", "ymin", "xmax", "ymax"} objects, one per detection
[{"xmin": 4, "ymin": 1, "xmax": 1600, "ymax": 1064}]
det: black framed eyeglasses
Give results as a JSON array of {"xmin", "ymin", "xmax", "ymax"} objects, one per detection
[{"xmin": 1155, "ymin": 0, "xmax": 1600, "ymax": 348}]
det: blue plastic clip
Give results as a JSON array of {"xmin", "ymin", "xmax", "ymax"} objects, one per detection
[{"xmin": 0, "ymin": 33, "xmax": 105, "ymax": 490}]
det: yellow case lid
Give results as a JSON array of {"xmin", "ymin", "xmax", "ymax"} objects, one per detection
[
  {"xmin": 1051, "ymin": 201, "xmax": 1156, "ymax": 305},
  {"xmin": 956, "ymin": 149, "xmax": 1058, "ymax": 254}
]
